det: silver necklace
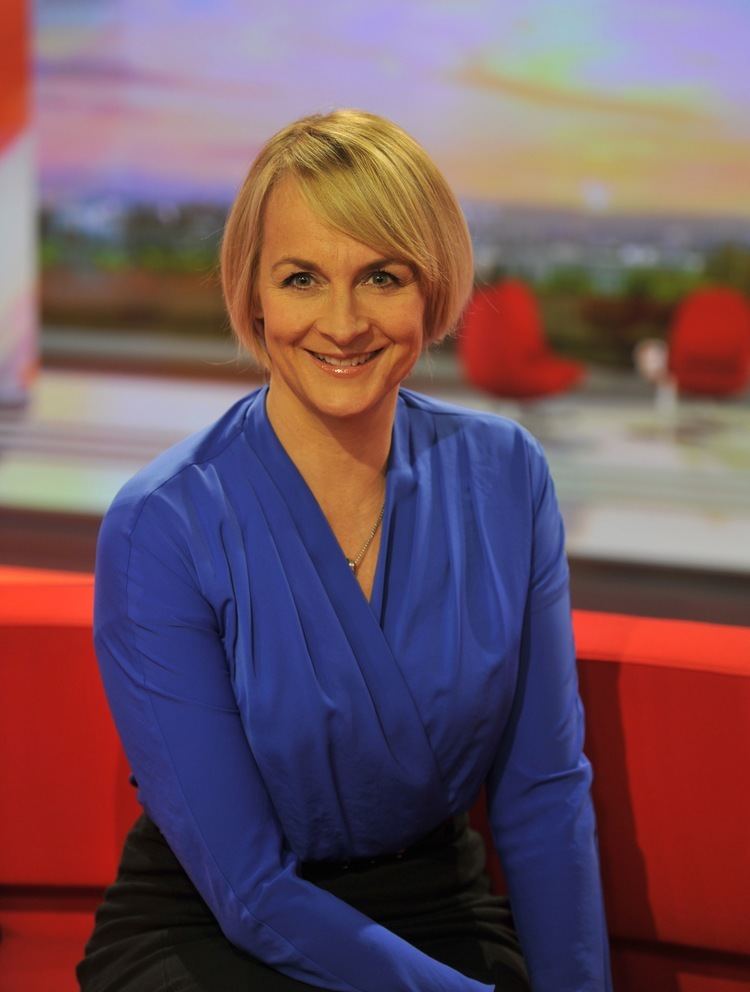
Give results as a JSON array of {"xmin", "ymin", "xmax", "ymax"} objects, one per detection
[{"xmin": 346, "ymin": 500, "xmax": 386, "ymax": 574}]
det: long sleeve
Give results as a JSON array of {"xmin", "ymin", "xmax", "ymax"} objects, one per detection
[
  {"xmin": 94, "ymin": 486, "xmax": 494, "ymax": 992},
  {"xmin": 484, "ymin": 438, "xmax": 613, "ymax": 991}
]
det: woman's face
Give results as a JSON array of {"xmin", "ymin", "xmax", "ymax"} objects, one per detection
[{"xmin": 255, "ymin": 177, "xmax": 425, "ymax": 424}]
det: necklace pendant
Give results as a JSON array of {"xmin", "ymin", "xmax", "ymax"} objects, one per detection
[{"xmin": 345, "ymin": 498, "xmax": 384, "ymax": 578}]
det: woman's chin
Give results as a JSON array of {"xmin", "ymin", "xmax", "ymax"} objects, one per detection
[{"xmin": 303, "ymin": 386, "xmax": 389, "ymax": 422}]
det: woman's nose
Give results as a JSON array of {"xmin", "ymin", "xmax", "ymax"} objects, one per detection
[{"xmin": 316, "ymin": 288, "xmax": 369, "ymax": 345}]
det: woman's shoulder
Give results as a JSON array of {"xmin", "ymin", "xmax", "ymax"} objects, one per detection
[
  {"xmin": 104, "ymin": 387, "xmax": 262, "ymax": 535},
  {"xmin": 398, "ymin": 386, "xmax": 547, "ymax": 470}
]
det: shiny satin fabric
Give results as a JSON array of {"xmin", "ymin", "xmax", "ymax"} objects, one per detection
[{"xmin": 91, "ymin": 385, "xmax": 611, "ymax": 991}]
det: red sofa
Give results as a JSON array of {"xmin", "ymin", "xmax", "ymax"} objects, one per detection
[{"xmin": 2, "ymin": 565, "xmax": 749, "ymax": 991}]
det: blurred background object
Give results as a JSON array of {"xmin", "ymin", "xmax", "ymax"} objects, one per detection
[
  {"xmin": 667, "ymin": 287, "xmax": 750, "ymax": 396},
  {"xmin": 632, "ymin": 337, "xmax": 677, "ymax": 413},
  {"xmin": 0, "ymin": 0, "xmax": 37, "ymax": 407},
  {"xmin": 457, "ymin": 279, "xmax": 586, "ymax": 398}
]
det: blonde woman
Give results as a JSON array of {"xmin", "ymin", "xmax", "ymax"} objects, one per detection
[{"xmin": 77, "ymin": 110, "xmax": 612, "ymax": 992}]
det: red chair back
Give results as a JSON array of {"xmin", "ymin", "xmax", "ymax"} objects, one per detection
[
  {"xmin": 458, "ymin": 279, "xmax": 585, "ymax": 398},
  {"xmin": 668, "ymin": 287, "xmax": 750, "ymax": 395}
]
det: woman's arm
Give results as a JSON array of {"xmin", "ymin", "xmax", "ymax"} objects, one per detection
[
  {"xmin": 485, "ymin": 437, "xmax": 613, "ymax": 992},
  {"xmin": 95, "ymin": 486, "xmax": 493, "ymax": 992}
]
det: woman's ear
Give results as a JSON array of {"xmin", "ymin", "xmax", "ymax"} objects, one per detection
[{"xmin": 252, "ymin": 300, "xmax": 266, "ymax": 341}]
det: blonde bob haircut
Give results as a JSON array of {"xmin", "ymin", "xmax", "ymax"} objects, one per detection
[{"xmin": 220, "ymin": 108, "xmax": 474, "ymax": 368}]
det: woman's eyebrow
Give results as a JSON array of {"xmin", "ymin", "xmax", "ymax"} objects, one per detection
[
  {"xmin": 271, "ymin": 256, "xmax": 320, "ymax": 273},
  {"xmin": 271, "ymin": 256, "xmax": 411, "ymax": 275}
]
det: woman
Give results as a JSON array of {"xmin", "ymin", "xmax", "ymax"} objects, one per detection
[{"xmin": 77, "ymin": 109, "xmax": 612, "ymax": 991}]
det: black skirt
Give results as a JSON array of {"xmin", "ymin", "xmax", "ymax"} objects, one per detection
[{"xmin": 76, "ymin": 812, "xmax": 529, "ymax": 991}]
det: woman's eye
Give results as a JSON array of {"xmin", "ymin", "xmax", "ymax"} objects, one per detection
[
  {"xmin": 367, "ymin": 270, "xmax": 399, "ymax": 287},
  {"xmin": 282, "ymin": 269, "xmax": 400, "ymax": 290},
  {"xmin": 283, "ymin": 272, "xmax": 314, "ymax": 289}
]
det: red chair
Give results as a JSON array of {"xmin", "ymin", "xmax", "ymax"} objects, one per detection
[
  {"xmin": 668, "ymin": 287, "xmax": 750, "ymax": 396},
  {"xmin": 457, "ymin": 279, "xmax": 586, "ymax": 399}
]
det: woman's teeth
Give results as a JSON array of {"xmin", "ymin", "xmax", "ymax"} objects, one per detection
[{"xmin": 312, "ymin": 350, "xmax": 380, "ymax": 367}]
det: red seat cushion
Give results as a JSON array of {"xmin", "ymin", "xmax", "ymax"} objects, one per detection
[
  {"xmin": 0, "ymin": 908, "xmax": 94, "ymax": 992},
  {"xmin": 609, "ymin": 939, "xmax": 750, "ymax": 992}
]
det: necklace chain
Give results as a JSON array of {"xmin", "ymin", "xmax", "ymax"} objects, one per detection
[{"xmin": 346, "ymin": 500, "xmax": 386, "ymax": 574}]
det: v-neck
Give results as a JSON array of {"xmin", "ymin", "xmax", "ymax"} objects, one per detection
[
  {"xmin": 233, "ymin": 383, "xmax": 452, "ymax": 857},
  {"xmin": 244, "ymin": 385, "xmax": 413, "ymax": 624}
]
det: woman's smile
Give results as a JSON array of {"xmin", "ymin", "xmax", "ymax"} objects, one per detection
[{"xmin": 305, "ymin": 347, "xmax": 385, "ymax": 372}]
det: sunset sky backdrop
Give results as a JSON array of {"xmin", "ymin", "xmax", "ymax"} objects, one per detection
[{"xmin": 35, "ymin": 0, "xmax": 750, "ymax": 217}]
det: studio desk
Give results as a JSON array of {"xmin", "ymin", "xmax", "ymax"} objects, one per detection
[{"xmin": 1, "ymin": 565, "xmax": 749, "ymax": 991}]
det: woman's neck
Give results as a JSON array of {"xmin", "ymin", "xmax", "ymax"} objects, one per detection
[{"xmin": 264, "ymin": 381, "xmax": 394, "ymax": 514}]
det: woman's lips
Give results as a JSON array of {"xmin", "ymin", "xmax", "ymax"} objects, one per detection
[{"xmin": 305, "ymin": 348, "xmax": 384, "ymax": 376}]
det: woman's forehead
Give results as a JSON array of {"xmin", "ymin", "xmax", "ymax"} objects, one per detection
[{"xmin": 261, "ymin": 179, "xmax": 391, "ymax": 268}]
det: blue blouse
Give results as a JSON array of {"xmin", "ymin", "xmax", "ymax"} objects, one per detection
[{"xmin": 94, "ymin": 384, "xmax": 612, "ymax": 992}]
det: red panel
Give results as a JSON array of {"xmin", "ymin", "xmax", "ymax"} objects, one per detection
[
  {"xmin": 0, "ymin": 617, "xmax": 139, "ymax": 887},
  {"xmin": 573, "ymin": 612, "xmax": 750, "ymax": 956},
  {"xmin": 0, "ymin": 567, "xmax": 94, "ymax": 626},
  {"xmin": 573, "ymin": 609, "xmax": 750, "ymax": 677},
  {"xmin": 0, "ymin": 568, "xmax": 138, "ymax": 890},
  {"xmin": 0, "ymin": 0, "xmax": 29, "ymax": 151},
  {"xmin": 468, "ymin": 787, "xmax": 506, "ymax": 895},
  {"xmin": 470, "ymin": 612, "xmax": 750, "ymax": 958},
  {"xmin": 0, "ymin": 566, "xmax": 93, "ymax": 585}
]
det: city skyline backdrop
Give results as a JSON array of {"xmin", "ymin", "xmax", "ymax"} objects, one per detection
[{"xmin": 36, "ymin": 0, "xmax": 750, "ymax": 219}]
